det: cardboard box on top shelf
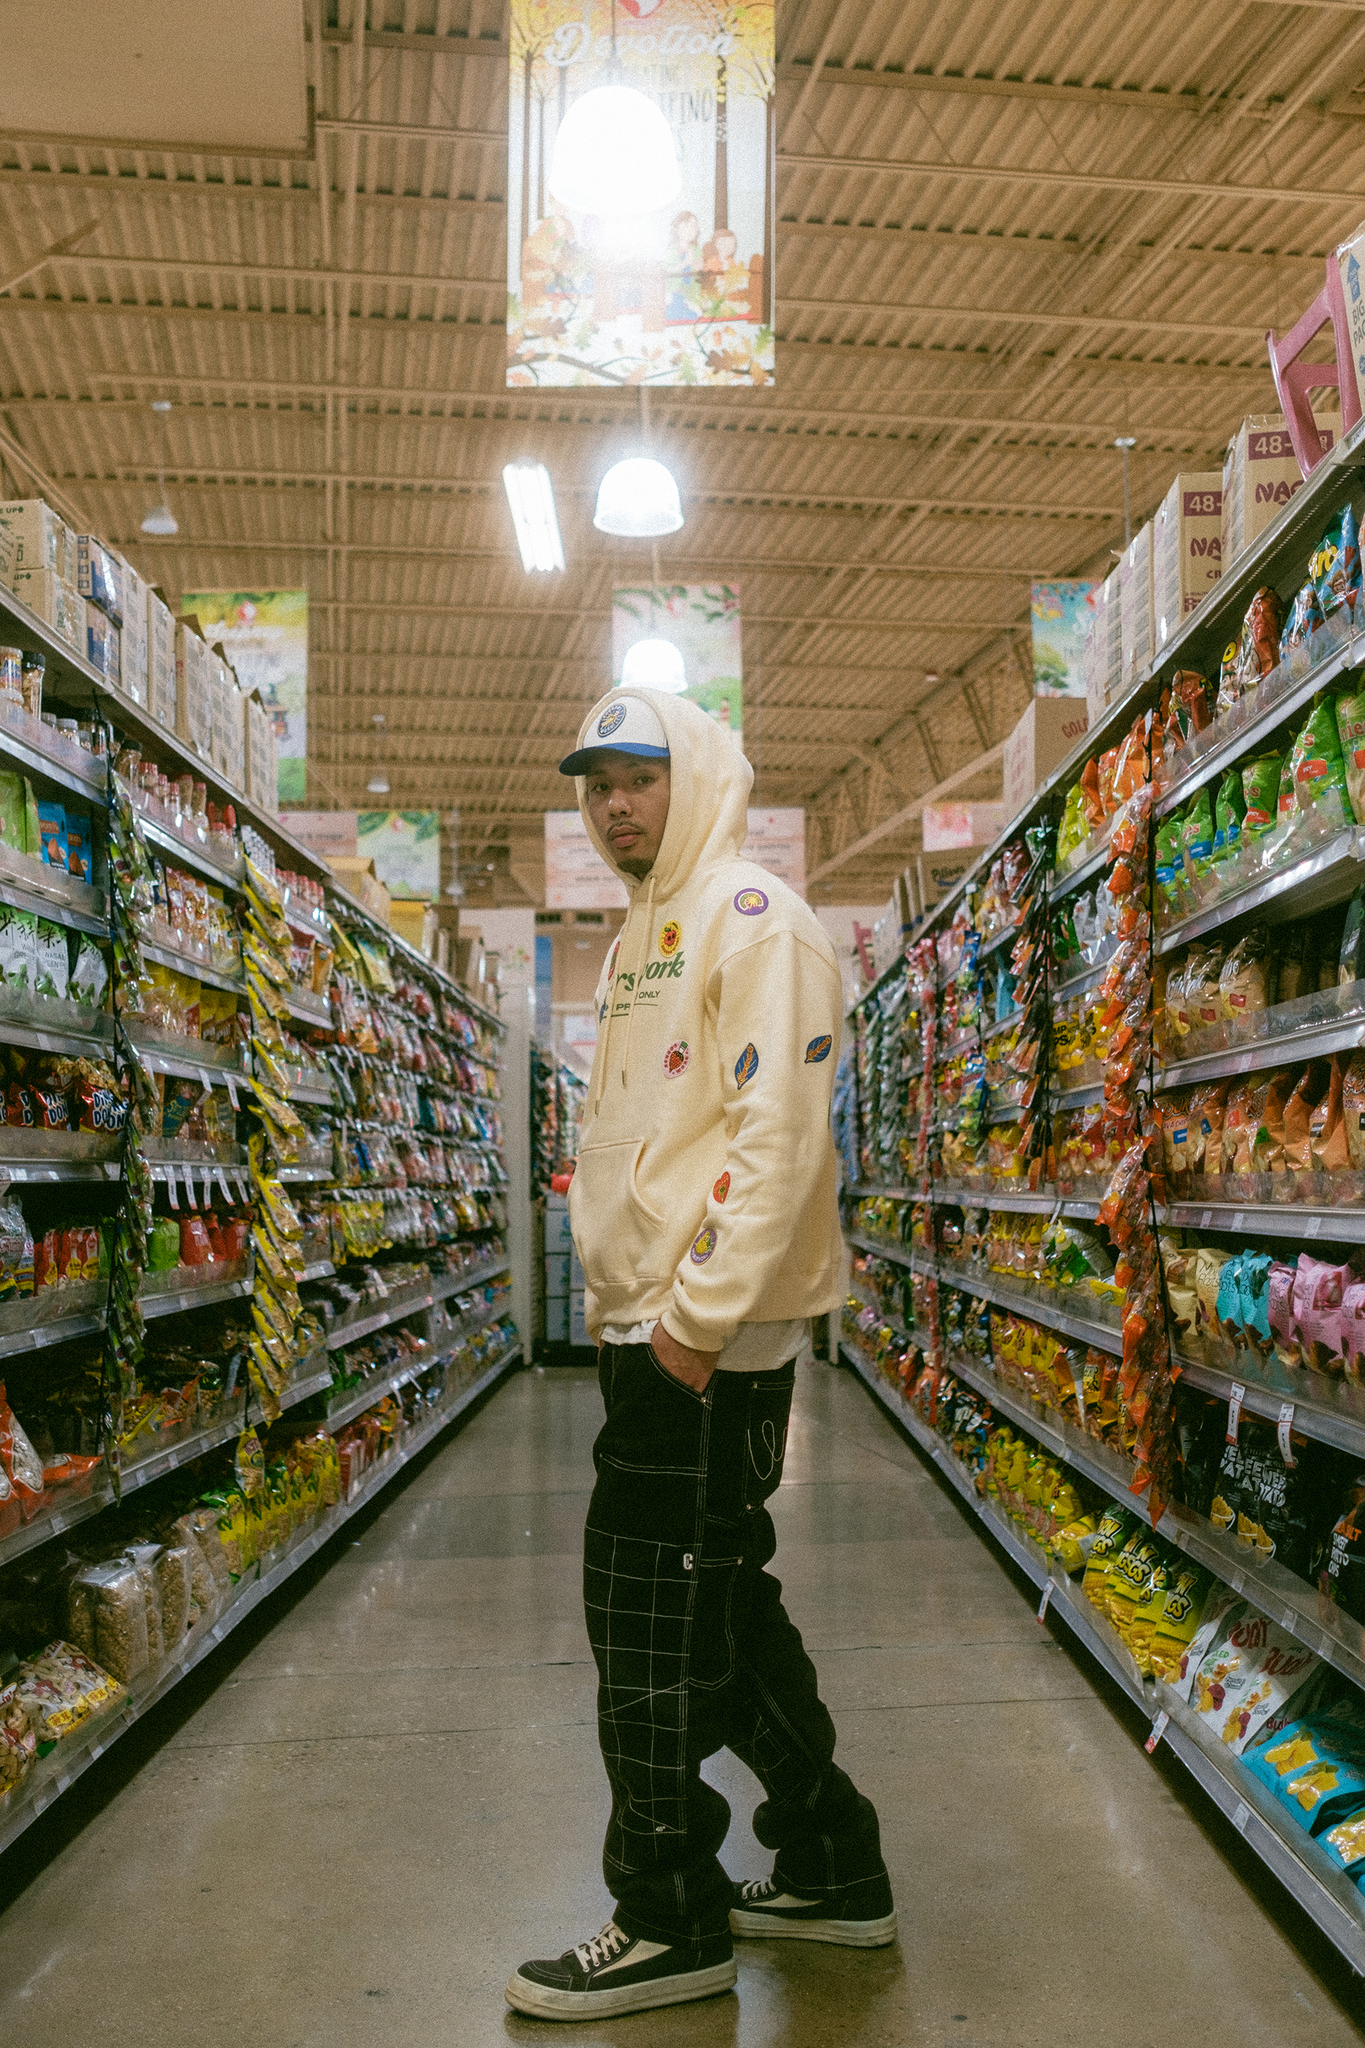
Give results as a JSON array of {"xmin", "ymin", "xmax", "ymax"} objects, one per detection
[
  {"xmin": 58, "ymin": 522, "xmax": 78, "ymax": 587},
  {"xmin": 329, "ymin": 854, "xmax": 391, "ymax": 924},
  {"xmin": 10, "ymin": 565, "xmax": 74, "ymax": 644},
  {"xmin": 243, "ymin": 688, "xmax": 278, "ymax": 814},
  {"xmin": 84, "ymin": 609, "xmax": 119, "ymax": 687},
  {"xmin": 75, "ymin": 537, "xmax": 122, "ymax": 626},
  {"xmin": 1222, "ymin": 410, "xmax": 1337, "ymax": 568},
  {"xmin": 1002, "ymin": 695, "xmax": 1089, "ymax": 820},
  {"xmin": 1083, "ymin": 570, "xmax": 1121, "ymax": 725},
  {"xmin": 1154, "ymin": 472, "xmax": 1223, "ymax": 651},
  {"xmin": 174, "ymin": 617, "xmax": 213, "ymax": 763},
  {"xmin": 388, "ymin": 898, "xmax": 430, "ymax": 952},
  {"xmin": 1119, "ymin": 521, "xmax": 1155, "ymax": 686},
  {"xmin": 115, "ymin": 557, "xmax": 149, "ymax": 706},
  {"xmin": 0, "ymin": 501, "xmax": 63, "ymax": 579},
  {"xmin": 206, "ymin": 643, "xmax": 245, "ymax": 789},
  {"xmin": 1336, "ymin": 222, "xmax": 1365, "ymax": 420}
]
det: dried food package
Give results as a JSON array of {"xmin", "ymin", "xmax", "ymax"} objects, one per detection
[
  {"xmin": 1285, "ymin": 1061, "xmax": 1332, "ymax": 1172},
  {"xmin": 1180, "ymin": 787, "xmax": 1215, "ymax": 886},
  {"xmin": 83, "ymin": 1558, "xmax": 151, "ymax": 1686},
  {"xmin": 0, "ymin": 1679, "xmax": 36, "ymax": 1800},
  {"xmin": 1188, "ymin": 1608, "xmax": 1324, "ymax": 1754},
  {"xmin": 1218, "ymin": 930, "xmax": 1271, "ymax": 1021},
  {"xmin": 1291, "ymin": 693, "xmax": 1350, "ymax": 820},
  {"xmin": 1284, "ymin": 580, "xmax": 1326, "ymax": 658},
  {"xmin": 1336, "ymin": 678, "xmax": 1365, "ymax": 826},
  {"xmin": 1212, "ymin": 766, "xmax": 1246, "ymax": 866},
  {"xmin": 1310, "ymin": 1054, "xmax": 1349, "ymax": 1174},
  {"xmin": 1241, "ymin": 753, "xmax": 1282, "ymax": 845}
]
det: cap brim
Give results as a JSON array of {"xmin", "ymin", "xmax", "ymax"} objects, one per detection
[{"xmin": 558, "ymin": 741, "xmax": 671, "ymax": 776}]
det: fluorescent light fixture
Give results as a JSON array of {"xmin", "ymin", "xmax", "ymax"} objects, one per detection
[
  {"xmin": 503, "ymin": 461, "xmax": 565, "ymax": 572},
  {"xmin": 140, "ymin": 502, "xmax": 178, "ymax": 536},
  {"xmin": 621, "ymin": 637, "xmax": 686, "ymax": 693},
  {"xmin": 549, "ymin": 86, "xmax": 680, "ymax": 218},
  {"xmin": 594, "ymin": 457, "xmax": 683, "ymax": 538}
]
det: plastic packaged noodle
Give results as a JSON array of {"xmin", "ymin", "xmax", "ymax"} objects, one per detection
[
  {"xmin": 1241, "ymin": 753, "xmax": 1282, "ymax": 843},
  {"xmin": 1291, "ymin": 694, "xmax": 1350, "ymax": 816},
  {"xmin": 1341, "ymin": 888, "xmax": 1365, "ymax": 985},
  {"xmin": 0, "ymin": 1679, "xmax": 36, "ymax": 1800},
  {"xmin": 1213, "ymin": 766, "xmax": 1246, "ymax": 865},
  {"xmin": 1172, "ymin": 670, "xmax": 1215, "ymax": 741},
  {"xmin": 1310, "ymin": 1053, "xmax": 1350, "ymax": 1173}
]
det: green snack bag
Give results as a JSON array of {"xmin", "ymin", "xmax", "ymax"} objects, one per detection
[
  {"xmin": 1155, "ymin": 814, "xmax": 1185, "ymax": 906},
  {"xmin": 1241, "ymin": 753, "xmax": 1281, "ymax": 839},
  {"xmin": 1291, "ymin": 694, "xmax": 1349, "ymax": 816},
  {"xmin": 1276, "ymin": 749, "xmax": 1299, "ymax": 832},
  {"xmin": 146, "ymin": 1216, "xmax": 181, "ymax": 1272},
  {"xmin": 1213, "ymin": 766, "xmax": 1246, "ymax": 865},
  {"xmin": 1056, "ymin": 783, "xmax": 1087, "ymax": 865},
  {"xmin": 0, "ymin": 771, "xmax": 25, "ymax": 854},
  {"xmin": 1336, "ymin": 677, "xmax": 1365, "ymax": 825},
  {"xmin": 1181, "ymin": 787, "xmax": 1215, "ymax": 882}
]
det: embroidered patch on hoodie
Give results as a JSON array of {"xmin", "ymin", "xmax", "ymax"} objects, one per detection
[
  {"xmin": 804, "ymin": 1034, "xmax": 833, "ymax": 1064},
  {"xmin": 658, "ymin": 919, "xmax": 682, "ymax": 957},
  {"xmin": 663, "ymin": 1040, "xmax": 690, "ymax": 1077},
  {"xmin": 690, "ymin": 1226, "xmax": 717, "ymax": 1264},
  {"xmin": 734, "ymin": 1043, "xmax": 759, "ymax": 1088},
  {"xmin": 733, "ymin": 888, "xmax": 768, "ymax": 915},
  {"xmin": 712, "ymin": 1171, "xmax": 730, "ymax": 1203}
]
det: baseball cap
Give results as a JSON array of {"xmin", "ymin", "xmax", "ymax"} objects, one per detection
[{"xmin": 559, "ymin": 693, "xmax": 671, "ymax": 777}]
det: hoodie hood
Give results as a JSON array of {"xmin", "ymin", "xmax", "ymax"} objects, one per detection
[{"xmin": 573, "ymin": 687, "xmax": 753, "ymax": 899}]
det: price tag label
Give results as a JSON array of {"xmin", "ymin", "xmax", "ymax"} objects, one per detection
[
  {"xmin": 1283, "ymin": 1607, "xmax": 1299, "ymax": 1634},
  {"xmin": 166, "ymin": 1169, "xmax": 179, "ymax": 1210},
  {"xmin": 216, "ymin": 1170, "xmax": 233, "ymax": 1204},
  {"xmin": 1232, "ymin": 1212, "xmax": 1245, "ymax": 1230},
  {"xmin": 1144, "ymin": 1710, "xmax": 1169, "ymax": 1755},
  {"xmin": 197, "ymin": 1068, "xmax": 213, "ymax": 1096},
  {"xmin": 1305, "ymin": 1216, "xmax": 1322, "ymax": 1238},
  {"xmin": 234, "ymin": 1174, "xmax": 249, "ymax": 1203},
  {"xmin": 1072, "ymin": 1370, "xmax": 1087, "ymax": 1422},
  {"xmin": 1235, "ymin": 1050, "xmax": 1254, "ymax": 1074},
  {"xmin": 201, "ymin": 1170, "xmax": 213, "ymax": 1209},
  {"xmin": 1226, "ymin": 1383, "xmax": 1245, "ymax": 1444},
  {"xmin": 1278, "ymin": 1402, "xmax": 1297, "ymax": 1467},
  {"xmin": 1232, "ymin": 1801, "xmax": 1251, "ymax": 1834},
  {"xmin": 225, "ymin": 1074, "xmax": 240, "ymax": 1110},
  {"xmin": 1201, "ymin": 1210, "xmax": 1213, "ymax": 1229}
]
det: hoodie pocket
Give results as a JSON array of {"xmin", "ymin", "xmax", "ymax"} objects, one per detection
[{"xmin": 570, "ymin": 1137, "xmax": 668, "ymax": 1284}]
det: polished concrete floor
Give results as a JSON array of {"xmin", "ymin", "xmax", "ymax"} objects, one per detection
[{"xmin": 2, "ymin": 1360, "xmax": 1365, "ymax": 2045}]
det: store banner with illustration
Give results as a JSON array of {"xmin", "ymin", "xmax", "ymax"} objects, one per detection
[
  {"xmin": 273, "ymin": 809, "xmax": 441, "ymax": 901},
  {"xmin": 180, "ymin": 590, "xmax": 307, "ymax": 803},
  {"xmin": 611, "ymin": 583, "xmax": 742, "ymax": 746},
  {"xmin": 1031, "ymin": 580, "xmax": 1098, "ymax": 698},
  {"xmin": 508, "ymin": 1, "xmax": 775, "ymax": 388}
]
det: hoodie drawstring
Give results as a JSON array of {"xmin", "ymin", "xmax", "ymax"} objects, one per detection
[{"xmin": 619, "ymin": 874, "xmax": 655, "ymax": 1091}]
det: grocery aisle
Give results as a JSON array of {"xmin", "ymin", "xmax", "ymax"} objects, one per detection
[{"xmin": 0, "ymin": 1359, "xmax": 1359, "ymax": 2045}]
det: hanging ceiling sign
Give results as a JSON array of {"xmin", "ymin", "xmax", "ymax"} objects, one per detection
[
  {"xmin": 611, "ymin": 583, "xmax": 743, "ymax": 748},
  {"xmin": 1031, "ymin": 580, "xmax": 1099, "ymax": 699},
  {"xmin": 356, "ymin": 811, "xmax": 441, "ymax": 901},
  {"xmin": 180, "ymin": 590, "xmax": 307, "ymax": 805},
  {"xmin": 922, "ymin": 802, "xmax": 1006, "ymax": 852},
  {"xmin": 507, "ymin": 0, "xmax": 776, "ymax": 389}
]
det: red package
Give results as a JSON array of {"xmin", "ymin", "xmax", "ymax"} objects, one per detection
[
  {"xmin": 0, "ymin": 1385, "xmax": 44, "ymax": 1522},
  {"xmin": 6, "ymin": 1086, "xmax": 33, "ymax": 1128},
  {"xmin": 179, "ymin": 1214, "xmax": 212, "ymax": 1267},
  {"xmin": 30, "ymin": 1088, "xmax": 69, "ymax": 1131},
  {"xmin": 33, "ymin": 1229, "xmax": 58, "ymax": 1289}
]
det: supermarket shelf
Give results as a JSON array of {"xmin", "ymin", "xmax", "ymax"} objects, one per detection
[
  {"xmin": 847, "ymin": 1229, "xmax": 913, "ymax": 1269},
  {"xmin": 1160, "ymin": 1200, "xmax": 1365, "ymax": 1245},
  {"xmin": 0, "ymin": 1481, "xmax": 113, "ymax": 1570},
  {"xmin": 937, "ymin": 1262, "xmax": 1124, "ymax": 1355},
  {"xmin": 1158, "ymin": 1011, "xmax": 1365, "ymax": 1091},
  {"xmin": 139, "ymin": 814, "xmax": 244, "ymax": 893},
  {"xmin": 0, "ymin": 855, "xmax": 106, "ymax": 939},
  {"xmin": 141, "ymin": 1273, "xmax": 253, "ymax": 1322},
  {"xmin": 123, "ymin": 1026, "xmax": 248, "ymax": 1089},
  {"xmin": 1176, "ymin": 1347, "xmax": 1365, "ymax": 1460},
  {"xmin": 846, "ymin": 1181, "xmax": 916, "ymax": 1201},
  {"xmin": 847, "ymin": 1289, "xmax": 912, "ymax": 1346},
  {"xmin": 117, "ymin": 1358, "xmax": 335, "ymax": 1498},
  {"xmin": 930, "ymin": 1184, "xmax": 1057, "ymax": 1214},
  {"xmin": 0, "ymin": 701, "xmax": 108, "ymax": 805},
  {"xmin": 0, "ymin": 1342, "xmax": 521, "ymax": 1860},
  {"xmin": 322, "ymin": 1308, "xmax": 511, "ymax": 1432},
  {"xmin": 322, "ymin": 1283, "xmax": 437, "ymax": 1350},
  {"xmin": 327, "ymin": 881, "xmax": 505, "ymax": 1034},
  {"xmin": 0, "ymin": 998, "xmax": 113, "ymax": 1061},
  {"xmin": 0, "ymin": 1145, "xmax": 120, "ymax": 1184},
  {"xmin": 1052, "ymin": 951, "xmax": 1118, "ymax": 1003},
  {"xmin": 139, "ymin": 939, "xmax": 245, "ymax": 999},
  {"xmin": 1051, "ymin": 837, "xmax": 1113, "ymax": 903},
  {"xmin": 1155, "ymin": 628, "xmax": 1365, "ymax": 825},
  {"xmin": 287, "ymin": 994, "xmax": 333, "ymax": 1033},
  {"xmin": 0, "ymin": 1303, "xmax": 105, "ymax": 1358},
  {"xmin": 1155, "ymin": 827, "xmax": 1364, "ymax": 957},
  {"xmin": 841, "ymin": 1339, "xmax": 1365, "ymax": 1976},
  {"xmin": 283, "ymin": 1077, "xmax": 334, "ymax": 1106},
  {"xmin": 300, "ymin": 1259, "xmax": 335, "ymax": 1282},
  {"xmin": 979, "ymin": 923, "xmax": 1020, "ymax": 963}
]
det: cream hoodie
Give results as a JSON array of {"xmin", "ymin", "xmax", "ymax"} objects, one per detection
[{"xmin": 568, "ymin": 688, "xmax": 844, "ymax": 1353}]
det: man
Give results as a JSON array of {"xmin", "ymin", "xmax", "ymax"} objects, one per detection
[{"xmin": 506, "ymin": 691, "xmax": 896, "ymax": 2023}]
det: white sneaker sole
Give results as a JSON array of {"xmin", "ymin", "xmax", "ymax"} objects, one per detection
[
  {"xmin": 729, "ymin": 1907, "xmax": 899, "ymax": 1949},
  {"xmin": 505, "ymin": 1957, "xmax": 738, "ymax": 2020}
]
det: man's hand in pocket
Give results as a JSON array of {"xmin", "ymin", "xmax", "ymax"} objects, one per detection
[{"xmin": 651, "ymin": 1323, "xmax": 719, "ymax": 1393}]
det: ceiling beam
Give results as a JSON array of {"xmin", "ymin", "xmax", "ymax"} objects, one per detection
[
  {"xmin": 776, "ymin": 150, "xmax": 1359, "ymax": 212},
  {"xmin": 804, "ymin": 743, "xmax": 1007, "ymax": 886},
  {"xmin": 774, "ymin": 59, "xmax": 1365, "ymax": 120}
]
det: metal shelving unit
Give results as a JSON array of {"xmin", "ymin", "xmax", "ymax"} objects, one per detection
[
  {"xmin": 840, "ymin": 1340, "xmax": 1365, "ymax": 1976},
  {"xmin": 0, "ymin": 1342, "xmax": 521, "ymax": 1857}
]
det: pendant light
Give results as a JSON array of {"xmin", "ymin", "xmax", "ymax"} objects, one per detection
[
  {"xmin": 140, "ymin": 398, "xmax": 179, "ymax": 537},
  {"xmin": 366, "ymin": 713, "xmax": 391, "ymax": 797},
  {"xmin": 549, "ymin": 85, "xmax": 680, "ymax": 218},
  {"xmin": 594, "ymin": 456, "xmax": 683, "ymax": 538},
  {"xmin": 621, "ymin": 637, "xmax": 686, "ymax": 692}
]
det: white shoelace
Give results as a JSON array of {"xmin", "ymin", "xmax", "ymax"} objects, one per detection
[
  {"xmin": 575, "ymin": 1921, "xmax": 631, "ymax": 1970},
  {"xmin": 738, "ymin": 1877, "xmax": 780, "ymax": 1903}
]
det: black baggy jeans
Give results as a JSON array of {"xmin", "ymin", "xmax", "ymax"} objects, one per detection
[{"xmin": 583, "ymin": 1343, "xmax": 884, "ymax": 1946}]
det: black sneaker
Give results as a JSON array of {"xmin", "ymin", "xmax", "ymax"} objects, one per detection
[
  {"xmin": 505, "ymin": 1920, "xmax": 737, "ymax": 2020},
  {"xmin": 729, "ymin": 1872, "xmax": 898, "ymax": 1949}
]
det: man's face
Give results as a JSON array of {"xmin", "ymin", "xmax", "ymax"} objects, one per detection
[{"xmin": 583, "ymin": 753, "xmax": 671, "ymax": 879}]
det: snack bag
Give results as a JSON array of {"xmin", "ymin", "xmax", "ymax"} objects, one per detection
[
  {"xmin": 1311, "ymin": 503, "xmax": 1362, "ymax": 623},
  {"xmin": 1155, "ymin": 814, "xmax": 1185, "ymax": 908},
  {"xmin": 1147, "ymin": 1562, "xmax": 1219, "ymax": 1685},
  {"xmin": 1241, "ymin": 753, "xmax": 1282, "ymax": 843},
  {"xmin": 1245, "ymin": 1696, "xmax": 1365, "ymax": 1852},
  {"xmin": 1319, "ymin": 1472, "xmax": 1365, "ymax": 1621},
  {"xmin": 1188, "ymin": 1608, "xmax": 1324, "ymax": 1753},
  {"xmin": 1180, "ymin": 788, "xmax": 1215, "ymax": 884},
  {"xmin": 1292, "ymin": 693, "xmax": 1350, "ymax": 819},
  {"xmin": 1335, "ymin": 678, "xmax": 1365, "ymax": 827},
  {"xmin": 1218, "ymin": 929, "xmax": 1271, "ymax": 1022},
  {"xmin": 1212, "ymin": 766, "xmax": 1246, "ymax": 866}
]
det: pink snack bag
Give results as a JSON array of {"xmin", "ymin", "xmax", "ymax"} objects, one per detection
[
  {"xmin": 1294, "ymin": 1257, "xmax": 1354, "ymax": 1375},
  {"xmin": 1269, "ymin": 1261, "xmax": 1299, "ymax": 1367},
  {"xmin": 1343, "ymin": 1282, "xmax": 1365, "ymax": 1383}
]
